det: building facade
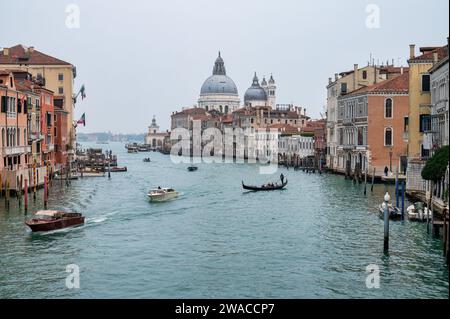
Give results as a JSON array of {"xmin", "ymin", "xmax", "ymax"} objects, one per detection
[
  {"xmin": 326, "ymin": 64, "xmax": 405, "ymax": 170},
  {"xmin": 335, "ymin": 73, "xmax": 409, "ymax": 177},
  {"xmin": 0, "ymin": 45, "xmax": 77, "ymax": 156},
  {"xmin": 145, "ymin": 116, "xmax": 169, "ymax": 150},
  {"xmin": 406, "ymin": 43, "xmax": 448, "ymax": 193}
]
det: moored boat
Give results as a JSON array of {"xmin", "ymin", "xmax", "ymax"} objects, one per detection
[
  {"xmin": 242, "ymin": 179, "xmax": 288, "ymax": 191},
  {"xmin": 110, "ymin": 166, "xmax": 127, "ymax": 172},
  {"xmin": 147, "ymin": 187, "xmax": 179, "ymax": 202},
  {"xmin": 25, "ymin": 210, "xmax": 85, "ymax": 232},
  {"xmin": 378, "ymin": 203, "xmax": 403, "ymax": 221}
]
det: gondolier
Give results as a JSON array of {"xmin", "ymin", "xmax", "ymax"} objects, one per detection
[{"xmin": 280, "ymin": 173, "xmax": 285, "ymax": 183}]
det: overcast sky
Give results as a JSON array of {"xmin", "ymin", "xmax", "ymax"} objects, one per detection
[{"xmin": 1, "ymin": 0, "xmax": 448, "ymax": 133}]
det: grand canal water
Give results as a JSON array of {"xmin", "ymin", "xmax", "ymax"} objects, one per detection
[{"xmin": 0, "ymin": 142, "xmax": 448, "ymax": 298}]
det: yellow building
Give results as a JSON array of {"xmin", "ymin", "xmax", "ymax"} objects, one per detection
[
  {"xmin": 405, "ymin": 43, "xmax": 448, "ymax": 193},
  {"xmin": 407, "ymin": 44, "xmax": 447, "ymax": 159},
  {"xmin": 0, "ymin": 45, "xmax": 76, "ymax": 154}
]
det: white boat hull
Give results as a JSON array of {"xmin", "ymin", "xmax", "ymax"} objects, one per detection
[{"xmin": 148, "ymin": 192, "xmax": 179, "ymax": 202}]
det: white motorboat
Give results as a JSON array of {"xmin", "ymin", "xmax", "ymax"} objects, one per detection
[
  {"xmin": 147, "ymin": 187, "xmax": 179, "ymax": 202},
  {"xmin": 407, "ymin": 203, "xmax": 432, "ymax": 222}
]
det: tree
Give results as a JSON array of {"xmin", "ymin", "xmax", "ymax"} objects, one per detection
[
  {"xmin": 421, "ymin": 145, "xmax": 449, "ymax": 232},
  {"xmin": 421, "ymin": 145, "xmax": 449, "ymax": 182}
]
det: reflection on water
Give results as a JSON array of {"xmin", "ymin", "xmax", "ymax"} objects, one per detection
[{"xmin": 0, "ymin": 142, "xmax": 448, "ymax": 298}]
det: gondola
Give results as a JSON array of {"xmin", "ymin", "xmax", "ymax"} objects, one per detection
[
  {"xmin": 187, "ymin": 166, "xmax": 198, "ymax": 171},
  {"xmin": 242, "ymin": 179, "xmax": 288, "ymax": 191}
]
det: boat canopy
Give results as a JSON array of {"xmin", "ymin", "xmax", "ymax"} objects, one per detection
[{"xmin": 35, "ymin": 210, "xmax": 60, "ymax": 217}]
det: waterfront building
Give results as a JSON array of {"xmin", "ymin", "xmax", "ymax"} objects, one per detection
[
  {"xmin": 198, "ymin": 52, "xmax": 240, "ymax": 114},
  {"xmin": 428, "ymin": 41, "xmax": 449, "ymax": 206},
  {"xmin": 301, "ymin": 119, "xmax": 327, "ymax": 169},
  {"xmin": 145, "ymin": 116, "xmax": 169, "ymax": 150},
  {"xmin": 335, "ymin": 72, "xmax": 409, "ymax": 177},
  {"xmin": 405, "ymin": 43, "xmax": 448, "ymax": 194},
  {"xmin": 326, "ymin": 64, "xmax": 406, "ymax": 170},
  {"xmin": 232, "ymin": 104, "xmax": 308, "ymax": 130},
  {"xmin": 54, "ymin": 104, "xmax": 69, "ymax": 166},
  {"xmin": 0, "ymin": 45, "xmax": 77, "ymax": 156},
  {"xmin": 0, "ymin": 71, "xmax": 31, "ymax": 190}
]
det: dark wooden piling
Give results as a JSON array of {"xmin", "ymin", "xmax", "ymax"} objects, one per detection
[
  {"xmin": 24, "ymin": 179, "xmax": 28, "ymax": 212},
  {"xmin": 371, "ymin": 168, "xmax": 375, "ymax": 192},
  {"xmin": 383, "ymin": 193, "xmax": 390, "ymax": 252}
]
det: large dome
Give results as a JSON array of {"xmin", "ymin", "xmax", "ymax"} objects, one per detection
[
  {"xmin": 200, "ymin": 74, "xmax": 238, "ymax": 95},
  {"xmin": 244, "ymin": 73, "xmax": 268, "ymax": 104}
]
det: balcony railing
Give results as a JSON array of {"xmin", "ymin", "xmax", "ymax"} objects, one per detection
[
  {"xmin": 1, "ymin": 145, "xmax": 31, "ymax": 156},
  {"xmin": 402, "ymin": 131, "xmax": 409, "ymax": 141}
]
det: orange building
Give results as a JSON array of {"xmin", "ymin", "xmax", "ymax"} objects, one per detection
[
  {"xmin": 335, "ymin": 72, "xmax": 409, "ymax": 177},
  {"xmin": 35, "ymin": 86, "xmax": 55, "ymax": 166}
]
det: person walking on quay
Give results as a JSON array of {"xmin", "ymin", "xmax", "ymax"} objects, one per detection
[{"xmin": 384, "ymin": 166, "xmax": 389, "ymax": 177}]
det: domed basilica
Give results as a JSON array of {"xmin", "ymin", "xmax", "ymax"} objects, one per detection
[{"xmin": 198, "ymin": 52, "xmax": 276, "ymax": 114}]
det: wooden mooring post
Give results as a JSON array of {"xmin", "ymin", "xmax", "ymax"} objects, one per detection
[
  {"xmin": 24, "ymin": 179, "xmax": 28, "ymax": 213},
  {"xmin": 383, "ymin": 192, "xmax": 391, "ymax": 252},
  {"xmin": 44, "ymin": 176, "xmax": 48, "ymax": 209},
  {"xmin": 371, "ymin": 168, "xmax": 376, "ymax": 192},
  {"xmin": 364, "ymin": 168, "xmax": 368, "ymax": 195}
]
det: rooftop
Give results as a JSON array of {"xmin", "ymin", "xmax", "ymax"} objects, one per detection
[{"xmin": 0, "ymin": 45, "xmax": 72, "ymax": 65}]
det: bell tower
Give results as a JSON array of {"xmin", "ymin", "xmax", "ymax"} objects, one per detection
[{"xmin": 267, "ymin": 74, "xmax": 276, "ymax": 109}]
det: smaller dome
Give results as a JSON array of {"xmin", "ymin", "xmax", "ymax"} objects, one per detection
[{"xmin": 244, "ymin": 72, "xmax": 268, "ymax": 104}]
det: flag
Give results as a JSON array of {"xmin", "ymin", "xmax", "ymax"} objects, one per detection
[
  {"xmin": 77, "ymin": 113, "xmax": 86, "ymax": 127},
  {"xmin": 80, "ymin": 84, "xmax": 86, "ymax": 100}
]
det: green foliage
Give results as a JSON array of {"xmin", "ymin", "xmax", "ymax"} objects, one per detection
[{"xmin": 421, "ymin": 145, "xmax": 449, "ymax": 182}]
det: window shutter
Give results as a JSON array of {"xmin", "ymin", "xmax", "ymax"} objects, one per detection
[
  {"xmin": 18, "ymin": 99, "xmax": 22, "ymax": 113},
  {"xmin": 1, "ymin": 96, "xmax": 6, "ymax": 113},
  {"xmin": 24, "ymin": 99, "xmax": 28, "ymax": 114}
]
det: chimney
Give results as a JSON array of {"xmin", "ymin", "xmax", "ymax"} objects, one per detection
[
  {"xmin": 335, "ymin": 73, "xmax": 339, "ymax": 81},
  {"xmin": 328, "ymin": 77, "xmax": 332, "ymax": 85},
  {"xmin": 3, "ymin": 48, "xmax": 9, "ymax": 56},
  {"xmin": 433, "ymin": 52, "xmax": 439, "ymax": 65},
  {"xmin": 400, "ymin": 67, "xmax": 404, "ymax": 75},
  {"xmin": 409, "ymin": 44, "xmax": 415, "ymax": 59},
  {"xmin": 353, "ymin": 64, "xmax": 358, "ymax": 89},
  {"xmin": 28, "ymin": 46, "xmax": 34, "ymax": 53}
]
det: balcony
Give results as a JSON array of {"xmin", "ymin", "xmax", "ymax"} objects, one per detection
[
  {"xmin": 342, "ymin": 144, "xmax": 355, "ymax": 151},
  {"xmin": 342, "ymin": 118, "xmax": 353, "ymax": 126},
  {"xmin": 1, "ymin": 145, "xmax": 32, "ymax": 156}
]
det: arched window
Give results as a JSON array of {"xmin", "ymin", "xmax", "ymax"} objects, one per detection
[
  {"xmin": 385, "ymin": 127, "xmax": 393, "ymax": 146},
  {"xmin": 224, "ymin": 105, "xmax": 229, "ymax": 114},
  {"xmin": 1, "ymin": 128, "xmax": 5, "ymax": 147},
  {"xmin": 362, "ymin": 70, "xmax": 367, "ymax": 80},
  {"xmin": 385, "ymin": 98, "xmax": 393, "ymax": 118}
]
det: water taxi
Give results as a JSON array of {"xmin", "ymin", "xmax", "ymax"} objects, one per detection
[
  {"xmin": 147, "ymin": 187, "xmax": 179, "ymax": 202},
  {"xmin": 25, "ymin": 210, "xmax": 85, "ymax": 232}
]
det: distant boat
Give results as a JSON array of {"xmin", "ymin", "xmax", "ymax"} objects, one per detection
[
  {"xmin": 25, "ymin": 210, "xmax": 85, "ymax": 232},
  {"xmin": 127, "ymin": 147, "xmax": 138, "ymax": 153},
  {"xmin": 242, "ymin": 179, "xmax": 288, "ymax": 191},
  {"xmin": 109, "ymin": 166, "xmax": 127, "ymax": 172},
  {"xmin": 147, "ymin": 187, "xmax": 179, "ymax": 202},
  {"xmin": 143, "ymin": 158, "xmax": 151, "ymax": 162},
  {"xmin": 187, "ymin": 166, "xmax": 198, "ymax": 171},
  {"xmin": 96, "ymin": 141, "xmax": 109, "ymax": 144}
]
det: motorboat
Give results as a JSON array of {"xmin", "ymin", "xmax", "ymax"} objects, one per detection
[
  {"xmin": 25, "ymin": 210, "xmax": 85, "ymax": 232},
  {"xmin": 242, "ymin": 179, "xmax": 288, "ymax": 191},
  {"xmin": 109, "ymin": 166, "xmax": 127, "ymax": 172},
  {"xmin": 147, "ymin": 187, "xmax": 179, "ymax": 202},
  {"xmin": 407, "ymin": 203, "xmax": 432, "ymax": 222},
  {"xmin": 187, "ymin": 166, "xmax": 198, "ymax": 171},
  {"xmin": 378, "ymin": 203, "xmax": 403, "ymax": 221},
  {"xmin": 143, "ymin": 158, "xmax": 151, "ymax": 163}
]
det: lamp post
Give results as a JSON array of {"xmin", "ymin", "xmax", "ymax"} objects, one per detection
[
  {"xmin": 383, "ymin": 192, "xmax": 391, "ymax": 252},
  {"xmin": 389, "ymin": 149, "xmax": 393, "ymax": 173}
]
